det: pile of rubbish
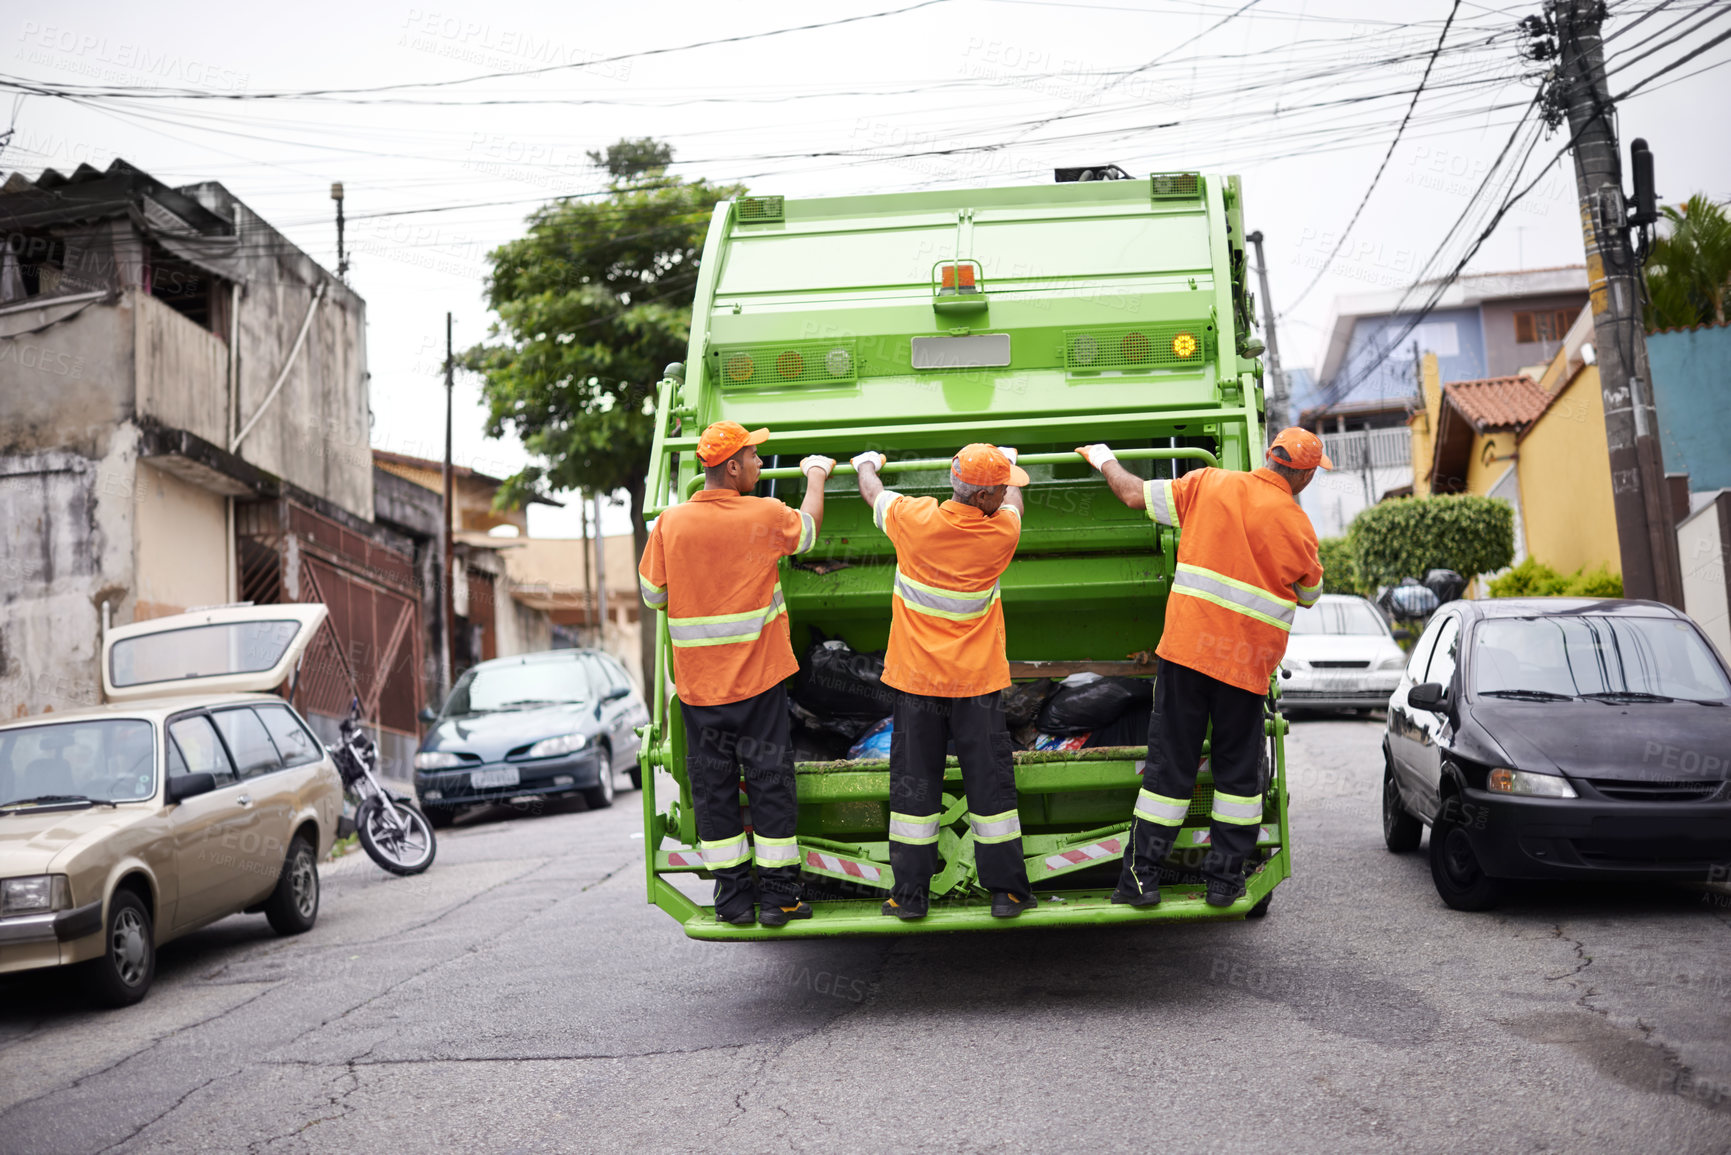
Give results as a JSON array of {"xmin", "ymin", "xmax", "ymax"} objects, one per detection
[{"xmin": 788, "ymin": 634, "xmax": 1153, "ymax": 761}]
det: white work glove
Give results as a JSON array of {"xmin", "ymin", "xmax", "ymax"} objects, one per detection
[
  {"xmin": 1076, "ymin": 443, "xmax": 1117, "ymax": 469},
  {"xmin": 998, "ymin": 447, "xmax": 1019, "ymax": 464},
  {"xmin": 851, "ymin": 450, "xmax": 886, "ymax": 473},
  {"xmin": 800, "ymin": 455, "xmax": 836, "ymax": 479}
]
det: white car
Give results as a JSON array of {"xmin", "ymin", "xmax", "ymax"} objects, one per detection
[
  {"xmin": 0, "ymin": 605, "xmax": 342, "ymax": 1006},
  {"xmin": 1277, "ymin": 594, "xmax": 1408, "ymax": 714}
]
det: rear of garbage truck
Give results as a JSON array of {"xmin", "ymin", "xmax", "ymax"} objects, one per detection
[{"xmin": 638, "ymin": 171, "xmax": 1289, "ymax": 939}]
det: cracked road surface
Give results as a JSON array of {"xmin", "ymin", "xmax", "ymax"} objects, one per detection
[{"xmin": 3, "ymin": 719, "xmax": 1730, "ymax": 1153}]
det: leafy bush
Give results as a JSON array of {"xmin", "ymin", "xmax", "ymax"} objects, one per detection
[
  {"xmin": 1348, "ymin": 495, "xmax": 1515, "ymax": 590},
  {"xmin": 1317, "ymin": 537, "xmax": 1360, "ymax": 594},
  {"xmin": 1486, "ymin": 559, "xmax": 1623, "ymax": 598}
]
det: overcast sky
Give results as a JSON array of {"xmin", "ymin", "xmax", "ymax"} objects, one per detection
[{"xmin": 7, "ymin": 0, "xmax": 1727, "ymax": 537}]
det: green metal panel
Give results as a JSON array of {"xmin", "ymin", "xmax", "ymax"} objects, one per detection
[{"xmin": 638, "ymin": 169, "xmax": 1279, "ymax": 938}]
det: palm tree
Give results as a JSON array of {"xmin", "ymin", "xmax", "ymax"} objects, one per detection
[{"xmin": 1644, "ymin": 194, "xmax": 1731, "ymax": 330}]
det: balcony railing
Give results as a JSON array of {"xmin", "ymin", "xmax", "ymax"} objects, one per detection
[{"xmin": 1321, "ymin": 427, "xmax": 1410, "ymax": 471}]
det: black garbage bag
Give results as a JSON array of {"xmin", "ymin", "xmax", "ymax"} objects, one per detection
[
  {"xmin": 1424, "ymin": 568, "xmax": 1467, "ymax": 605},
  {"xmin": 1084, "ymin": 703, "xmax": 1153, "ymax": 748},
  {"xmin": 788, "ymin": 700, "xmax": 875, "ymax": 746},
  {"xmin": 1001, "ymin": 679, "xmax": 1056, "ymax": 730},
  {"xmin": 792, "ymin": 630, "xmax": 895, "ymax": 720},
  {"xmin": 1036, "ymin": 674, "xmax": 1154, "ymax": 735}
]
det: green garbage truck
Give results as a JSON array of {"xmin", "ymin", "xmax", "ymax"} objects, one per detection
[{"xmin": 637, "ymin": 170, "xmax": 1289, "ymax": 939}]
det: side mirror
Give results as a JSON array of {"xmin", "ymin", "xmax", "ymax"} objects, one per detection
[
  {"xmin": 418, "ymin": 706, "xmax": 438, "ymax": 725},
  {"xmin": 1392, "ymin": 626, "xmax": 1413, "ymax": 642},
  {"xmin": 604, "ymin": 685, "xmax": 630, "ymax": 702},
  {"xmin": 167, "ymin": 772, "xmax": 216, "ymax": 803},
  {"xmin": 1407, "ymin": 682, "xmax": 1447, "ymax": 712}
]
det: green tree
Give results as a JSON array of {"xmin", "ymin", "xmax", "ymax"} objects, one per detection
[
  {"xmin": 465, "ymin": 139, "xmax": 743, "ymax": 687},
  {"xmin": 1347, "ymin": 494, "xmax": 1514, "ymax": 590},
  {"xmin": 1643, "ymin": 194, "xmax": 1731, "ymax": 330},
  {"xmin": 1316, "ymin": 537, "xmax": 1360, "ymax": 595}
]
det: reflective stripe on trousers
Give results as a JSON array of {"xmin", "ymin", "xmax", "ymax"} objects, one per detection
[
  {"xmin": 1171, "ymin": 563, "xmax": 1296, "ymax": 631},
  {"xmin": 667, "ymin": 584, "xmax": 786, "ymax": 647},
  {"xmin": 968, "ymin": 808, "xmax": 1022, "ymax": 844},
  {"xmin": 699, "ymin": 836, "xmax": 750, "ymax": 868},
  {"xmin": 1210, "ymin": 789, "xmax": 1263, "ymax": 826},
  {"xmin": 1133, "ymin": 788, "xmax": 1188, "ymax": 826},
  {"xmin": 753, "ymin": 834, "xmax": 800, "ymax": 866},
  {"xmin": 892, "ymin": 568, "xmax": 999, "ymax": 621},
  {"xmin": 889, "ymin": 811, "xmax": 940, "ymax": 845}
]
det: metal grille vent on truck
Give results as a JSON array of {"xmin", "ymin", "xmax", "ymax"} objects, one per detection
[
  {"xmin": 737, "ymin": 196, "xmax": 785, "ymax": 223},
  {"xmin": 1149, "ymin": 172, "xmax": 1201, "ymax": 199},
  {"xmin": 1064, "ymin": 324, "xmax": 1213, "ymax": 372}
]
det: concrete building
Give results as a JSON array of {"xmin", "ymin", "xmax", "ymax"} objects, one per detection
[
  {"xmin": 0, "ymin": 160, "xmax": 423, "ymax": 767},
  {"xmin": 1301, "ymin": 267, "xmax": 1589, "ymax": 537},
  {"xmin": 495, "ymin": 534, "xmax": 643, "ymax": 691}
]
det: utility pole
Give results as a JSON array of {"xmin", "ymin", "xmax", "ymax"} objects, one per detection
[
  {"xmin": 581, "ymin": 490, "xmax": 595, "ymax": 645},
  {"xmin": 441, "ymin": 313, "xmax": 456, "ymax": 692},
  {"xmin": 1547, "ymin": 0, "xmax": 1682, "ymax": 605},
  {"xmin": 592, "ymin": 492, "xmax": 608, "ymax": 653},
  {"xmin": 1245, "ymin": 230, "xmax": 1287, "ymax": 438},
  {"xmin": 330, "ymin": 183, "xmax": 349, "ymax": 282}
]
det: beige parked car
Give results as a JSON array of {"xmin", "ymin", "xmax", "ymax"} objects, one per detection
[{"xmin": 0, "ymin": 605, "xmax": 342, "ymax": 1006}]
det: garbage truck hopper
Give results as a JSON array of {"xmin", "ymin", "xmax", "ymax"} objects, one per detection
[{"xmin": 637, "ymin": 172, "xmax": 1290, "ymax": 938}]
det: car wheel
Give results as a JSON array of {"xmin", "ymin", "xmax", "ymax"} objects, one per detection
[
  {"xmin": 583, "ymin": 746, "xmax": 616, "ymax": 810},
  {"xmin": 628, "ymin": 765, "xmax": 643, "ymax": 791},
  {"xmin": 1429, "ymin": 804, "xmax": 1502, "ymax": 911},
  {"xmin": 1382, "ymin": 761, "xmax": 1423, "ymax": 853},
  {"xmin": 84, "ymin": 889, "xmax": 155, "ymax": 1007},
  {"xmin": 423, "ymin": 804, "xmax": 456, "ymax": 829},
  {"xmin": 265, "ymin": 834, "xmax": 321, "ymax": 935}
]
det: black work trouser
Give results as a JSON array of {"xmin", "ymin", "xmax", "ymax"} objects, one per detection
[
  {"xmin": 888, "ymin": 690, "xmax": 1033, "ymax": 905},
  {"xmin": 680, "ymin": 684, "xmax": 801, "ymax": 918},
  {"xmin": 1117, "ymin": 659, "xmax": 1268, "ymax": 896}
]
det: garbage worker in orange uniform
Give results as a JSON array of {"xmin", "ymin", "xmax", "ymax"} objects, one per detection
[
  {"xmin": 638, "ymin": 421, "xmax": 834, "ymax": 928},
  {"xmin": 853, "ymin": 444, "xmax": 1038, "ymax": 920},
  {"xmin": 1077, "ymin": 428, "xmax": 1328, "ymax": 908}
]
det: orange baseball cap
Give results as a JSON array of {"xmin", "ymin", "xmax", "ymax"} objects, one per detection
[
  {"xmin": 696, "ymin": 421, "xmax": 770, "ymax": 466},
  {"xmin": 1268, "ymin": 427, "xmax": 1334, "ymax": 471},
  {"xmin": 951, "ymin": 443, "xmax": 1030, "ymax": 488}
]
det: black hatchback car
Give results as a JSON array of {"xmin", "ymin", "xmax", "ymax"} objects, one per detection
[
  {"xmin": 1382, "ymin": 597, "xmax": 1731, "ymax": 910},
  {"xmin": 413, "ymin": 650, "xmax": 649, "ymax": 826}
]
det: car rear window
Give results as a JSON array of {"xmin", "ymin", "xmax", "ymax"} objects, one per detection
[
  {"xmin": 1474, "ymin": 615, "xmax": 1731, "ymax": 700},
  {"xmin": 110, "ymin": 619, "xmax": 303, "ymax": 688},
  {"xmin": 256, "ymin": 705, "xmax": 323, "ymax": 768}
]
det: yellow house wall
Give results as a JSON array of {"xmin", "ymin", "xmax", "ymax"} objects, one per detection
[
  {"xmin": 1515, "ymin": 364, "xmax": 1621, "ymax": 576},
  {"xmin": 1409, "ymin": 352, "xmax": 1442, "ymax": 497},
  {"xmin": 1464, "ymin": 433, "xmax": 1518, "ymax": 495}
]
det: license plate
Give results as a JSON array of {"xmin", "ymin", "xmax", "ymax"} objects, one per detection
[
  {"xmin": 910, "ymin": 333, "xmax": 1011, "ymax": 369},
  {"xmin": 471, "ymin": 767, "xmax": 519, "ymax": 789}
]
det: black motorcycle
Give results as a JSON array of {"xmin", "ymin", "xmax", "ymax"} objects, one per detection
[{"xmin": 329, "ymin": 701, "xmax": 437, "ymax": 876}]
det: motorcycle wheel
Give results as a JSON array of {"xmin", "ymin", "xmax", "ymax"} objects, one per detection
[{"xmin": 356, "ymin": 796, "xmax": 438, "ymax": 876}]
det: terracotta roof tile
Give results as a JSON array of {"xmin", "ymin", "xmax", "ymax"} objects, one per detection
[{"xmin": 1442, "ymin": 375, "xmax": 1551, "ymax": 431}]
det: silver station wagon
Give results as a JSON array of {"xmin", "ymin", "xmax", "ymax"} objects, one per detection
[{"xmin": 0, "ymin": 605, "xmax": 342, "ymax": 1006}]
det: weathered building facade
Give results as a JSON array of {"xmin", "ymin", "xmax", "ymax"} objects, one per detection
[{"xmin": 0, "ymin": 160, "xmax": 418, "ymax": 755}]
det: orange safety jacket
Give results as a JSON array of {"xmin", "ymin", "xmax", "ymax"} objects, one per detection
[
  {"xmin": 638, "ymin": 489, "xmax": 817, "ymax": 707},
  {"xmin": 1144, "ymin": 467, "xmax": 1324, "ymax": 695},
  {"xmin": 874, "ymin": 490, "xmax": 1020, "ymax": 698}
]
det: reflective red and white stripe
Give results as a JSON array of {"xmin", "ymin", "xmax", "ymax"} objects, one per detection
[
  {"xmin": 1041, "ymin": 837, "xmax": 1123, "ymax": 874},
  {"xmin": 665, "ymin": 850, "xmax": 706, "ymax": 868},
  {"xmin": 805, "ymin": 850, "xmax": 884, "ymax": 883},
  {"xmin": 1188, "ymin": 825, "xmax": 1279, "ymax": 846}
]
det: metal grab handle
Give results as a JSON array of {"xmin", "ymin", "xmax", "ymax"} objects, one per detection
[
  {"xmin": 680, "ymin": 446, "xmax": 1219, "ymax": 499},
  {"xmin": 236, "ymin": 794, "xmax": 252, "ymax": 807}
]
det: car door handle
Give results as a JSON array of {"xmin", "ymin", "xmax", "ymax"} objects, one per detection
[{"xmin": 236, "ymin": 794, "xmax": 253, "ymax": 808}]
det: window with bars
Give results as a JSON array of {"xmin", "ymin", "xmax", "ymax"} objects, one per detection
[{"xmin": 1513, "ymin": 309, "xmax": 1576, "ymax": 344}]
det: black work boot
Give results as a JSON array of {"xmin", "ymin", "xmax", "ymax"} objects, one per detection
[
  {"xmin": 882, "ymin": 895, "xmax": 927, "ymax": 920},
  {"xmin": 1110, "ymin": 885, "xmax": 1162, "ymax": 908},
  {"xmin": 1205, "ymin": 881, "xmax": 1244, "ymax": 908},
  {"xmin": 716, "ymin": 905, "xmax": 756, "ymax": 926},
  {"xmin": 758, "ymin": 901, "xmax": 813, "ymax": 928},
  {"xmin": 990, "ymin": 892, "xmax": 1038, "ymax": 918}
]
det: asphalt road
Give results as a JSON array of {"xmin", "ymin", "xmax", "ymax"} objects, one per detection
[{"xmin": 4, "ymin": 717, "xmax": 1730, "ymax": 1154}]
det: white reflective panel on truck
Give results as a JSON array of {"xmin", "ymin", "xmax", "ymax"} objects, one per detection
[{"xmin": 909, "ymin": 333, "xmax": 1011, "ymax": 369}]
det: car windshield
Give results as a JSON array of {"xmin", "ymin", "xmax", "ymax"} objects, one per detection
[
  {"xmin": 0, "ymin": 719, "xmax": 157, "ymax": 807},
  {"xmin": 443, "ymin": 662, "xmax": 589, "ymax": 716},
  {"xmin": 1290, "ymin": 600, "xmax": 1389, "ymax": 637},
  {"xmin": 1472, "ymin": 616, "xmax": 1731, "ymax": 701}
]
